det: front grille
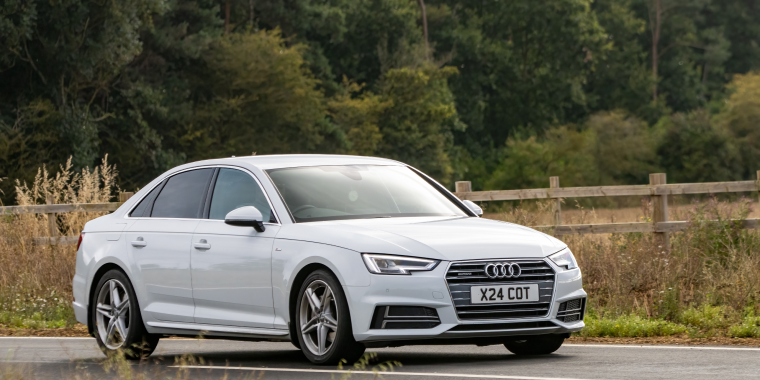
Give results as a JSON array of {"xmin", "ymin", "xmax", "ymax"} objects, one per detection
[
  {"xmin": 557, "ymin": 298, "xmax": 586, "ymax": 323},
  {"xmin": 446, "ymin": 259, "xmax": 556, "ymax": 320}
]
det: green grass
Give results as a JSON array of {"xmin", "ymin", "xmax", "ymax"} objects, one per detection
[
  {"xmin": 729, "ymin": 312, "xmax": 760, "ymax": 338},
  {"xmin": 0, "ymin": 289, "xmax": 76, "ymax": 329},
  {"xmin": 579, "ymin": 314, "xmax": 687, "ymax": 337}
]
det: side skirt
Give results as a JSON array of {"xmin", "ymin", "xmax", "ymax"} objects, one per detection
[{"xmin": 146, "ymin": 321, "xmax": 291, "ymax": 341}]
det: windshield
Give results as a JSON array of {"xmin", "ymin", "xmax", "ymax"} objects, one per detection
[{"xmin": 267, "ymin": 165, "xmax": 467, "ymax": 222}]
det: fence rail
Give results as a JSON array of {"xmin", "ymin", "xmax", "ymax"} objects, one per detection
[
  {"xmin": 454, "ymin": 171, "xmax": 760, "ymax": 249},
  {"xmin": 3, "ymin": 173, "xmax": 760, "ymax": 249},
  {"xmin": 1, "ymin": 192, "xmax": 134, "ymax": 246}
]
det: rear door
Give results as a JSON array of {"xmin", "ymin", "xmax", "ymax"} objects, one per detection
[
  {"xmin": 191, "ymin": 167, "xmax": 280, "ymax": 328},
  {"xmin": 126, "ymin": 168, "xmax": 214, "ymax": 323}
]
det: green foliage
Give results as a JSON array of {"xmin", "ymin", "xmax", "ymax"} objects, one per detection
[
  {"xmin": 680, "ymin": 304, "xmax": 735, "ymax": 331},
  {"xmin": 580, "ymin": 314, "xmax": 687, "ymax": 337},
  {"xmin": 186, "ymin": 30, "xmax": 328, "ymax": 157},
  {"xmin": 3, "ymin": 0, "xmax": 760, "ymax": 199},
  {"xmin": 0, "ymin": 289, "xmax": 76, "ymax": 328},
  {"xmin": 729, "ymin": 312, "xmax": 760, "ymax": 338},
  {"xmin": 486, "ymin": 111, "xmax": 658, "ymax": 190},
  {"xmin": 657, "ymin": 110, "xmax": 742, "ymax": 183},
  {"xmin": 375, "ymin": 65, "xmax": 464, "ymax": 183}
]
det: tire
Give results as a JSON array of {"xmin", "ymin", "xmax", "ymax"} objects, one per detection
[
  {"xmin": 294, "ymin": 269, "xmax": 365, "ymax": 365},
  {"xmin": 91, "ymin": 269, "xmax": 159, "ymax": 360},
  {"xmin": 504, "ymin": 334, "xmax": 565, "ymax": 356}
]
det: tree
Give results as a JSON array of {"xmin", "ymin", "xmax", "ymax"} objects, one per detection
[
  {"xmin": 182, "ymin": 30, "xmax": 329, "ymax": 158},
  {"xmin": 0, "ymin": 0, "xmax": 165, "ymax": 203},
  {"xmin": 657, "ymin": 109, "xmax": 741, "ymax": 183},
  {"xmin": 718, "ymin": 71, "xmax": 760, "ymax": 180},
  {"xmin": 426, "ymin": 0, "xmax": 608, "ymax": 175}
]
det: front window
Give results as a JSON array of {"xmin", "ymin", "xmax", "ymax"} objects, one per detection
[{"xmin": 267, "ymin": 165, "xmax": 467, "ymax": 222}]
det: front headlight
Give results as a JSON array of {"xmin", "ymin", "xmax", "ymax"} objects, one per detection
[
  {"xmin": 548, "ymin": 248, "xmax": 578, "ymax": 270},
  {"xmin": 362, "ymin": 253, "xmax": 440, "ymax": 275}
]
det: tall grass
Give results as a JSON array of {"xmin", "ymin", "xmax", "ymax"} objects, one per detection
[
  {"xmin": 496, "ymin": 197, "xmax": 760, "ymax": 337},
  {"xmin": 1, "ymin": 160, "xmax": 759, "ymax": 338},
  {"xmin": 0, "ymin": 156, "xmax": 117, "ymax": 328}
]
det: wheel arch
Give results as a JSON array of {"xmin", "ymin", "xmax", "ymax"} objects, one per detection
[
  {"xmin": 87, "ymin": 262, "xmax": 129, "ymax": 336},
  {"xmin": 288, "ymin": 263, "xmax": 339, "ymax": 346}
]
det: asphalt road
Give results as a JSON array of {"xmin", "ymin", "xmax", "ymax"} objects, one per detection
[{"xmin": 1, "ymin": 337, "xmax": 759, "ymax": 380}]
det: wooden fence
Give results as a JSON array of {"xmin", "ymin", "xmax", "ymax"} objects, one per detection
[
  {"xmin": 3, "ymin": 172, "xmax": 760, "ymax": 249},
  {"xmin": 0, "ymin": 192, "xmax": 134, "ymax": 246},
  {"xmin": 454, "ymin": 171, "xmax": 760, "ymax": 249}
]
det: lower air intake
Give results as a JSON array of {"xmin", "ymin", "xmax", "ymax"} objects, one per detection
[
  {"xmin": 370, "ymin": 306, "xmax": 441, "ymax": 329},
  {"xmin": 556, "ymin": 298, "xmax": 586, "ymax": 323}
]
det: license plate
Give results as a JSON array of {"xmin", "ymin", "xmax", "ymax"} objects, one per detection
[{"xmin": 470, "ymin": 284, "xmax": 539, "ymax": 304}]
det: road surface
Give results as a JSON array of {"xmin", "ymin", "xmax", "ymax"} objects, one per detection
[{"xmin": 1, "ymin": 337, "xmax": 759, "ymax": 379}]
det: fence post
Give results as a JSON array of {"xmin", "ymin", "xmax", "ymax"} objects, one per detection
[
  {"xmin": 549, "ymin": 176, "xmax": 561, "ymax": 225},
  {"xmin": 455, "ymin": 181, "xmax": 472, "ymax": 195},
  {"xmin": 45, "ymin": 194, "xmax": 58, "ymax": 238},
  {"xmin": 650, "ymin": 173, "xmax": 669, "ymax": 251},
  {"xmin": 119, "ymin": 192, "xmax": 134, "ymax": 203}
]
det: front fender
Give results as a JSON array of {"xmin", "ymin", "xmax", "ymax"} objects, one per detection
[{"xmin": 271, "ymin": 238, "xmax": 370, "ymax": 329}]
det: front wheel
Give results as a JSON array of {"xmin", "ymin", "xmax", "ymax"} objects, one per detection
[
  {"xmin": 295, "ymin": 269, "xmax": 365, "ymax": 365},
  {"xmin": 91, "ymin": 270, "xmax": 159, "ymax": 360},
  {"xmin": 504, "ymin": 334, "xmax": 565, "ymax": 356}
]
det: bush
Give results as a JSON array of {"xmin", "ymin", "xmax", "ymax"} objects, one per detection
[
  {"xmin": 729, "ymin": 310, "xmax": 760, "ymax": 338},
  {"xmin": 580, "ymin": 315, "xmax": 687, "ymax": 337}
]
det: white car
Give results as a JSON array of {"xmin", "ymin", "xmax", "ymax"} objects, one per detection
[{"xmin": 72, "ymin": 155, "xmax": 585, "ymax": 364}]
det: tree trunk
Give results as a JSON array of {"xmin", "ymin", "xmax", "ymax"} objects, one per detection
[
  {"xmin": 418, "ymin": 0, "xmax": 429, "ymax": 60},
  {"xmin": 225, "ymin": 1, "xmax": 231, "ymax": 35},
  {"xmin": 651, "ymin": 0, "xmax": 661, "ymax": 101},
  {"xmin": 249, "ymin": 0, "xmax": 255, "ymax": 29}
]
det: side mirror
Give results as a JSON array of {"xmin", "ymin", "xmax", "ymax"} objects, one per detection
[
  {"xmin": 462, "ymin": 200, "xmax": 483, "ymax": 217},
  {"xmin": 224, "ymin": 206, "xmax": 266, "ymax": 232}
]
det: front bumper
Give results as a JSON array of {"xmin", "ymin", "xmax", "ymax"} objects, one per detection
[{"xmin": 345, "ymin": 259, "xmax": 586, "ymax": 343}]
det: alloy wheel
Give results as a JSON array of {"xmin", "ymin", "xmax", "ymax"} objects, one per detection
[
  {"xmin": 95, "ymin": 279, "xmax": 131, "ymax": 350},
  {"xmin": 299, "ymin": 280, "xmax": 339, "ymax": 356}
]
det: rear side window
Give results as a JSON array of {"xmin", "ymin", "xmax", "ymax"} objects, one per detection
[
  {"xmin": 209, "ymin": 168, "xmax": 275, "ymax": 222},
  {"xmin": 129, "ymin": 182, "xmax": 163, "ymax": 217},
  {"xmin": 151, "ymin": 169, "xmax": 214, "ymax": 219}
]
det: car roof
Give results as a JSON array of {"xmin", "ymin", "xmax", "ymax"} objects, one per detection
[{"xmin": 192, "ymin": 154, "xmax": 404, "ymax": 170}]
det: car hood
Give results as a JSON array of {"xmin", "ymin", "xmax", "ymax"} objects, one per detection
[{"xmin": 275, "ymin": 216, "xmax": 566, "ymax": 261}]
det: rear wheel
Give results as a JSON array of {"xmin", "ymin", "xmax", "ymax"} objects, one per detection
[
  {"xmin": 504, "ymin": 334, "xmax": 565, "ymax": 355},
  {"xmin": 92, "ymin": 270, "xmax": 159, "ymax": 360},
  {"xmin": 295, "ymin": 269, "xmax": 365, "ymax": 365}
]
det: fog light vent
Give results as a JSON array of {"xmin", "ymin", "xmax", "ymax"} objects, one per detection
[
  {"xmin": 370, "ymin": 306, "xmax": 441, "ymax": 329},
  {"xmin": 557, "ymin": 298, "xmax": 586, "ymax": 323}
]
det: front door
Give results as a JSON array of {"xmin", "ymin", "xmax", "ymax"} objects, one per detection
[
  {"xmin": 126, "ymin": 168, "xmax": 214, "ymax": 323},
  {"xmin": 191, "ymin": 168, "xmax": 279, "ymax": 328}
]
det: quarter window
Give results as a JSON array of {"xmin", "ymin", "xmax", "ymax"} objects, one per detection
[
  {"xmin": 151, "ymin": 169, "xmax": 214, "ymax": 219},
  {"xmin": 209, "ymin": 168, "xmax": 275, "ymax": 222},
  {"xmin": 129, "ymin": 182, "xmax": 163, "ymax": 217}
]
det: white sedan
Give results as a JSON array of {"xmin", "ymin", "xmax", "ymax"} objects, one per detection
[{"xmin": 72, "ymin": 155, "xmax": 586, "ymax": 364}]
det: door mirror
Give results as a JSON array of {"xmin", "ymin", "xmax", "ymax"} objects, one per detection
[
  {"xmin": 224, "ymin": 206, "xmax": 266, "ymax": 232},
  {"xmin": 462, "ymin": 200, "xmax": 483, "ymax": 217}
]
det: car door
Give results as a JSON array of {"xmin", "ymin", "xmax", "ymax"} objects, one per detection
[
  {"xmin": 191, "ymin": 167, "xmax": 280, "ymax": 328},
  {"xmin": 125, "ymin": 168, "xmax": 214, "ymax": 323}
]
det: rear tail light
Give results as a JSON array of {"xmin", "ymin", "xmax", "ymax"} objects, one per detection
[{"xmin": 76, "ymin": 233, "xmax": 85, "ymax": 251}]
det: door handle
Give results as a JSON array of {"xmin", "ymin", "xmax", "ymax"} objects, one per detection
[
  {"xmin": 131, "ymin": 237, "xmax": 147, "ymax": 247},
  {"xmin": 193, "ymin": 239, "xmax": 211, "ymax": 250}
]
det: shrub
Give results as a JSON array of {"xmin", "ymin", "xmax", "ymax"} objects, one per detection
[{"xmin": 580, "ymin": 315, "xmax": 687, "ymax": 337}]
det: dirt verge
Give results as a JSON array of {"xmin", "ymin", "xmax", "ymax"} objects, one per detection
[
  {"xmin": 2, "ymin": 326, "xmax": 760, "ymax": 347},
  {"xmin": 568, "ymin": 336, "xmax": 760, "ymax": 347}
]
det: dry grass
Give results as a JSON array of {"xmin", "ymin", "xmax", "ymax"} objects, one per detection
[
  {"xmin": 0, "ymin": 156, "xmax": 118, "ymax": 328},
  {"xmin": 2, "ymin": 159, "xmax": 760, "ymax": 338},
  {"xmin": 485, "ymin": 196, "xmax": 760, "ymax": 337}
]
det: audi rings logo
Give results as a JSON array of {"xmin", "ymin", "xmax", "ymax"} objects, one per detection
[{"xmin": 484, "ymin": 262, "xmax": 521, "ymax": 279}]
